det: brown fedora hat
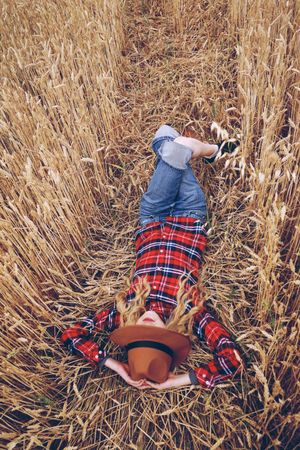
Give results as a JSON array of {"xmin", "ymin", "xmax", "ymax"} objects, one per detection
[{"xmin": 109, "ymin": 325, "xmax": 192, "ymax": 383}]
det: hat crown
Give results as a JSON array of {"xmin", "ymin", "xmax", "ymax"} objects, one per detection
[
  {"xmin": 109, "ymin": 324, "xmax": 192, "ymax": 382},
  {"xmin": 128, "ymin": 348, "xmax": 171, "ymax": 383}
]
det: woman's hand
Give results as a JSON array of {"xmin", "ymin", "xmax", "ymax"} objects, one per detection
[
  {"xmin": 104, "ymin": 359, "xmax": 191, "ymax": 390},
  {"xmin": 104, "ymin": 358, "xmax": 146, "ymax": 388},
  {"xmin": 144, "ymin": 372, "xmax": 192, "ymax": 390}
]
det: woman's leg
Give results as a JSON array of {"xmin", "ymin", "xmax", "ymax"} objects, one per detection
[
  {"xmin": 151, "ymin": 125, "xmax": 218, "ymax": 159},
  {"xmin": 148, "ymin": 124, "xmax": 212, "ymax": 224},
  {"xmin": 170, "ymin": 164, "xmax": 207, "ymax": 222},
  {"xmin": 171, "ymin": 136, "xmax": 210, "ymax": 222},
  {"xmin": 139, "ymin": 138, "xmax": 193, "ymax": 226},
  {"xmin": 151, "ymin": 124, "xmax": 181, "ymax": 155}
]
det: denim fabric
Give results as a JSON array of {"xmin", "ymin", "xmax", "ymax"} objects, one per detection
[
  {"xmin": 158, "ymin": 140, "xmax": 193, "ymax": 170},
  {"xmin": 139, "ymin": 124, "xmax": 207, "ymax": 226}
]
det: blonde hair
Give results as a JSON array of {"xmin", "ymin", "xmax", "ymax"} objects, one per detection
[{"xmin": 115, "ymin": 272, "xmax": 207, "ymax": 343}]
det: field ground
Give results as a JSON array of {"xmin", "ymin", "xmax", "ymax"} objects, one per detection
[{"xmin": 0, "ymin": 0, "xmax": 299, "ymax": 449}]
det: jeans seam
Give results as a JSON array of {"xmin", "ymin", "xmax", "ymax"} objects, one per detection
[{"xmin": 152, "ymin": 135, "xmax": 176, "ymax": 144}]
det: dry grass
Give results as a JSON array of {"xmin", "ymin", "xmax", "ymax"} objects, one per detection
[{"xmin": 0, "ymin": 0, "xmax": 299, "ymax": 449}]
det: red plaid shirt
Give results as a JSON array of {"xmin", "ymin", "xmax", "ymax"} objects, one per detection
[{"xmin": 61, "ymin": 216, "xmax": 244, "ymax": 389}]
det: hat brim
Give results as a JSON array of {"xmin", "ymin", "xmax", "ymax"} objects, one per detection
[{"xmin": 109, "ymin": 325, "xmax": 192, "ymax": 367}]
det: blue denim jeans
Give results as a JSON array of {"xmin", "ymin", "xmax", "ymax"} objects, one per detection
[{"xmin": 139, "ymin": 124, "xmax": 207, "ymax": 226}]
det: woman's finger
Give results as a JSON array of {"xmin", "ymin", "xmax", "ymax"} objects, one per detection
[
  {"xmin": 124, "ymin": 375, "xmax": 144, "ymax": 387},
  {"xmin": 127, "ymin": 377, "xmax": 142, "ymax": 385},
  {"xmin": 130, "ymin": 378, "xmax": 151, "ymax": 389},
  {"xmin": 136, "ymin": 384, "xmax": 151, "ymax": 389},
  {"xmin": 131, "ymin": 377, "xmax": 145, "ymax": 384}
]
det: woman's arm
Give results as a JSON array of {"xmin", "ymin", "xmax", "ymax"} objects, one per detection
[
  {"xmin": 61, "ymin": 307, "xmax": 120, "ymax": 369},
  {"xmin": 61, "ymin": 309, "xmax": 146, "ymax": 388},
  {"xmin": 189, "ymin": 306, "xmax": 244, "ymax": 389}
]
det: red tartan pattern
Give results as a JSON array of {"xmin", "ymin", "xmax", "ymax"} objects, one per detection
[{"xmin": 61, "ymin": 216, "xmax": 244, "ymax": 389}]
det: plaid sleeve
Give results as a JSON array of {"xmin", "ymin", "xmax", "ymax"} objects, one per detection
[
  {"xmin": 61, "ymin": 307, "xmax": 120, "ymax": 368},
  {"xmin": 189, "ymin": 306, "xmax": 244, "ymax": 389}
]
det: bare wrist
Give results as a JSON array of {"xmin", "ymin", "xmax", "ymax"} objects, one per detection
[
  {"xmin": 103, "ymin": 357, "xmax": 115, "ymax": 369},
  {"xmin": 182, "ymin": 373, "xmax": 192, "ymax": 385}
]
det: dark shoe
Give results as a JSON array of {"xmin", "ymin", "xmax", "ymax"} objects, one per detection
[{"xmin": 203, "ymin": 139, "xmax": 240, "ymax": 164}]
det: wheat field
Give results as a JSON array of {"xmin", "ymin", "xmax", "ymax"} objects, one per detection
[{"xmin": 0, "ymin": 0, "xmax": 299, "ymax": 449}]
